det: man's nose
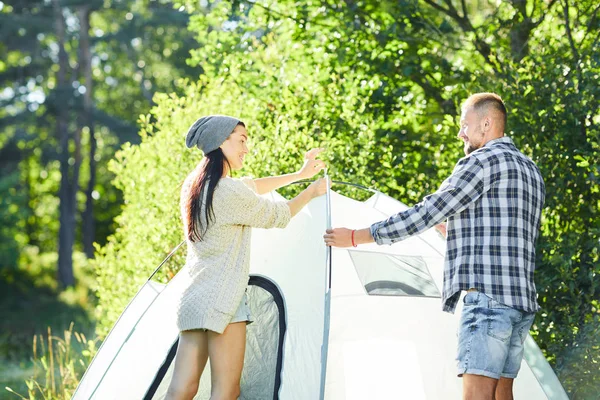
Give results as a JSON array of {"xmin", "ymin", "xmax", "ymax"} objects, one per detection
[{"xmin": 457, "ymin": 129, "xmax": 466, "ymax": 139}]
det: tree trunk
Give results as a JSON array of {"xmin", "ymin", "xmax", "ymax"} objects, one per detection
[
  {"xmin": 510, "ymin": 19, "xmax": 534, "ymax": 62},
  {"xmin": 79, "ymin": 6, "xmax": 96, "ymax": 259},
  {"xmin": 24, "ymin": 156, "xmax": 37, "ymax": 247},
  {"xmin": 54, "ymin": 0, "xmax": 75, "ymax": 287}
]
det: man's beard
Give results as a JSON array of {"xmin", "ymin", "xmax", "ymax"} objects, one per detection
[
  {"xmin": 464, "ymin": 129, "xmax": 484, "ymax": 155},
  {"xmin": 465, "ymin": 142, "xmax": 479, "ymax": 155}
]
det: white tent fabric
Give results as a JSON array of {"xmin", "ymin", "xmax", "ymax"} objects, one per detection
[
  {"xmin": 72, "ymin": 270, "xmax": 182, "ymax": 399},
  {"xmin": 73, "ymin": 186, "xmax": 569, "ymax": 400}
]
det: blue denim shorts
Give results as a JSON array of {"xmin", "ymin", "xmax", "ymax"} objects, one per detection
[
  {"xmin": 457, "ymin": 290, "xmax": 535, "ymax": 379},
  {"xmin": 230, "ymin": 292, "xmax": 253, "ymax": 325}
]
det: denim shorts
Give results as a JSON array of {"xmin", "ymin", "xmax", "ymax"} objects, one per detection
[
  {"xmin": 230, "ymin": 292, "xmax": 253, "ymax": 325},
  {"xmin": 457, "ymin": 290, "xmax": 535, "ymax": 379}
]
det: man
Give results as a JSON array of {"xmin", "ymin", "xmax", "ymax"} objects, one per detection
[{"xmin": 323, "ymin": 93, "xmax": 545, "ymax": 400}]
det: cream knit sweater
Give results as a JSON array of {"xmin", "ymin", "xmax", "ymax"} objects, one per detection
[{"xmin": 176, "ymin": 176, "xmax": 291, "ymax": 333}]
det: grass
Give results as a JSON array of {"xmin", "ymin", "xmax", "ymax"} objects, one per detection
[
  {"xmin": 3, "ymin": 325, "xmax": 98, "ymax": 400},
  {"xmin": 0, "ymin": 248, "xmax": 98, "ymax": 399}
]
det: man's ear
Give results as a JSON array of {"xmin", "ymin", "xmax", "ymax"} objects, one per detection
[{"xmin": 483, "ymin": 117, "xmax": 491, "ymax": 132}]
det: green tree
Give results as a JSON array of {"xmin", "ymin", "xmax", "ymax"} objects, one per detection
[{"xmin": 0, "ymin": 0, "xmax": 201, "ymax": 284}]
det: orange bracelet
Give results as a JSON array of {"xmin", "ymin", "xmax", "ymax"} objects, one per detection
[{"xmin": 351, "ymin": 229, "xmax": 357, "ymax": 247}]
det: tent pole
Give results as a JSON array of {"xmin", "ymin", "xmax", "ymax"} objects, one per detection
[
  {"xmin": 325, "ymin": 171, "xmax": 332, "ymax": 289},
  {"xmin": 319, "ymin": 170, "xmax": 333, "ymax": 399},
  {"xmin": 147, "ymin": 240, "xmax": 185, "ymax": 281}
]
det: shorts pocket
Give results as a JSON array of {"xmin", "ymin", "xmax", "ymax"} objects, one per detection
[
  {"xmin": 516, "ymin": 313, "xmax": 535, "ymax": 344},
  {"xmin": 488, "ymin": 297, "xmax": 511, "ymax": 309},
  {"xmin": 486, "ymin": 308, "xmax": 513, "ymax": 342},
  {"xmin": 463, "ymin": 291, "xmax": 479, "ymax": 305}
]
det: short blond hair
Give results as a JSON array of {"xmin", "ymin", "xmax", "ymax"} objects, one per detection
[{"xmin": 463, "ymin": 93, "xmax": 507, "ymax": 128}]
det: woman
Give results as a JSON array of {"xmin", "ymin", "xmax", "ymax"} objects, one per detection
[{"xmin": 166, "ymin": 115, "xmax": 328, "ymax": 400}]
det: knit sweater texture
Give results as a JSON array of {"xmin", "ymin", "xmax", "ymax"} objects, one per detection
[{"xmin": 176, "ymin": 176, "xmax": 291, "ymax": 333}]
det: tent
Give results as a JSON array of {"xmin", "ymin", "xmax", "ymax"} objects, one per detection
[{"xmin": 73, "ymin": 182, "xmax": 569, "ymax": 399}]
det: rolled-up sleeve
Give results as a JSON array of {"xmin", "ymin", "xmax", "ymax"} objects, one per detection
[
  {"xmin": 239, "ymin": 177, "xmax": 257, "ymax": 193},
  {"xmin": 371, "ymin": 155, "xmax": 486, "ymax": 245},
  {"xmin": 223, "ymin": 179, "xmax": 291, "ymax": 229}
]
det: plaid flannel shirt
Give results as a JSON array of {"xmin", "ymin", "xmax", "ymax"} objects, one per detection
[{"xmin": 370, "ymin": 137, "xmax": 545, "ymax": 313}]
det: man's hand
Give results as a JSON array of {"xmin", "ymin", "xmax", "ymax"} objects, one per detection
[
  {"xmin": 298, "ymin": 148, "xmax": 326, "ymax": 179},
  {"xmin": 323, "ymin": 228, "xmax": 354, "ymax": 248}
]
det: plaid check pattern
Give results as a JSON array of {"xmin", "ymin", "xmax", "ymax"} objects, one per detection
[{"xmin": 370, "ymin": 137, "xmax": 545, "ymax": 313}]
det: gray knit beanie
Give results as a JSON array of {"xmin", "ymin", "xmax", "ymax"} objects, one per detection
[{"xmin": 185, "ymin": 115, "xmax": 241, "ymax": 154}]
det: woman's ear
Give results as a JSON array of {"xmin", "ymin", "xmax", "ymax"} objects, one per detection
[{"xmin": 219, "ymin": 138, "xmax": 227, "ymax": 150}]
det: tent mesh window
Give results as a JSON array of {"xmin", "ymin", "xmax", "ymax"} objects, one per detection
[
  {"xmin": 349, "ymin": 251, "xmax": 441, "ymax": 297},
  {"xmin": 239, "ymin": 276, "xmax": 286, "ymax": 399}
]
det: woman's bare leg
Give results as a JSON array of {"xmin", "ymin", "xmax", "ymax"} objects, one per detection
[
  {"xmin": 207, "ymin": 322, "xmax": 246, "ymax": 400},
  {"xmin": 166, "ymin": 330, "xmax": 209, "ymax": 400}
]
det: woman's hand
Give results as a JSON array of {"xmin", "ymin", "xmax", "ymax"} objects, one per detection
[
  {"xmin": 298, "ymin": 148, "xmax": 326, "ymax": 179},
  {"xmin": 254, "ymin": 148, "xmax": 327, "ymax": 195},
  {"xmin": 287, "ymin": 177, "xmax": 331, "ymax": 217},
  {"xmin": 308, "ymin": 177, "xmax": 330, "ymax": 198}
]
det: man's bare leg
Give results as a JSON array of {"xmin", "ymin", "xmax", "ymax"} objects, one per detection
[
  {"xmin": 494, "ymin": 377, "xmax": 514, "ymax": 400},
  {"xmin": 463, "ymin": 374, "xmax": 497, "ymax": 400}
]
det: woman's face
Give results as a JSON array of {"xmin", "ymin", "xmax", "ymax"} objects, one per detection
[{"xmin": 220, "ymin": 124, "xmax": 249, "ymax": 171}]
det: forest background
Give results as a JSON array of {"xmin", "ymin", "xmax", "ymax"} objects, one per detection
[{"xmin": 0, "ymin": 0, "xmax": 598, "ymax": 398}]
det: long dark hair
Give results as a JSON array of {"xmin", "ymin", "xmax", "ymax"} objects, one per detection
[{"xmin": 185, "ymin": 148, "xmax": 232, "ymax": 242}]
